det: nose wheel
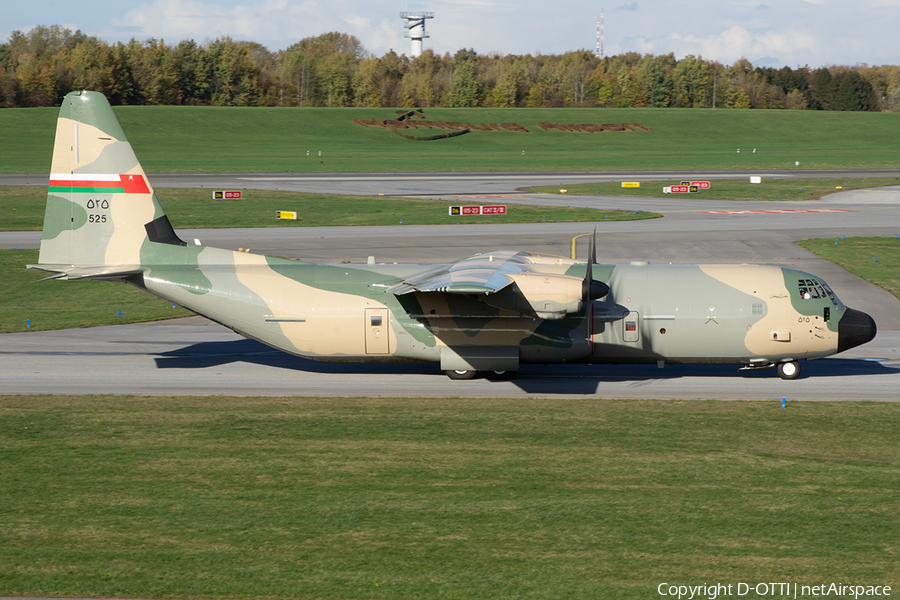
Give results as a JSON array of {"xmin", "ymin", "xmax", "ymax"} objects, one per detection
[{"xmin": 776, "ymin": 360, "xmax": 800, "ymax": 380}]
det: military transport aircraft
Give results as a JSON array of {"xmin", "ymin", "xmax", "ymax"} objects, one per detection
[{"xmin": 30, "ymin": 91, "xmax": 877, "ymax": 380}]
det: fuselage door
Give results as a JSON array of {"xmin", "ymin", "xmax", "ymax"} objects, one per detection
[
  {"xmin": 365, "ymin": 308, "xmax": 390, "ymax": 354},
  {"xmin": 623, "ymin": 311, "xmax": 640, "ymax": 343}
]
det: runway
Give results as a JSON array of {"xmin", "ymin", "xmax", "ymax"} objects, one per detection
[{"xmin": 2, "ymin": 170, "xmax": 899, "ymax": 399}]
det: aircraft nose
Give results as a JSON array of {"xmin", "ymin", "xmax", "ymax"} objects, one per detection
[{"xmin": 837, "ymin": 308, "xmax": 877, "ymax": 353}]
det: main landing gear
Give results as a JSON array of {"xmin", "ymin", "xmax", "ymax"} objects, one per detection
[
  {"xmin": 445, "ymin": 369, "xmax": 477, "ymax": 380},
  {"xmin": 444, "ymin": 370, "xmax": 517, "ymax": 380}
]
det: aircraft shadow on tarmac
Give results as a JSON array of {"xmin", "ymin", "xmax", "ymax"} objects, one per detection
[{"xmin": 153, "ymin": 339, "xmax": 900, "ymax": 395}]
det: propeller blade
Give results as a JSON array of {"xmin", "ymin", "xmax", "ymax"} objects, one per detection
[
  {"xmin": 584, "ymin": 234, "xmax": 593, "ymax": 294},
  {"xmin": 583, "ymin": 228, "xmax": 609, "ymax": 302}
]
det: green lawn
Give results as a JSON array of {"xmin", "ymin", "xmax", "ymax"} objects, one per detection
[
  {"xmin": 797, "ymin": 237, "xmax": 900, "ymax": 301},
  {"xmin": 528, "ymin": 177, "xmax": 900, "ymax": 201},
  {"xmin": 1, "ymin": 396, "xmax": 897, "ymax": 599},
  {"xmin": 0, "ymin": 249, "xmax": 193, "ymax": 333},
  {"xmin": 0, "ymin": 186, "xmax": 659, "ymax": 231},
  {"xmin": 3, "ymin": 105, "xmax": 900, "ymax": 173}
]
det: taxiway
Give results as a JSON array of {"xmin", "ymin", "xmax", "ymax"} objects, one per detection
[{"xmin": 2, "ymin": 170, "xmax": 899, "ymax": 399}]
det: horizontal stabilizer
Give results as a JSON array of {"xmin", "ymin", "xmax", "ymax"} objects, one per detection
[{"xmin": 27, "ymin": 264, "xmax": 144, "ymax": 281}]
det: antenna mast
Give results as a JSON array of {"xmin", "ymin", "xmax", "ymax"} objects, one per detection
[{"xmin": 601, "ymin": 9, "xmax": 605, "ymax": 59}]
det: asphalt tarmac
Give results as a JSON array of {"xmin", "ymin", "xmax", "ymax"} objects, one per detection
[
  {"xmin": 2, "ymin": 170, "xmax": 899, "ymax": 399},
  {"xmin": 1, "ymin": 316, "xmax": 898, "ymax": 399}
]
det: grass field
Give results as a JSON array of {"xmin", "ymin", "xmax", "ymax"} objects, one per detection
[
  {"xmin": 0, "ymin": 186, "xmax": 659, "ymax": 231},
  {"xmin": 797, "ymin": 237, "xmax": 900, "ymax": 301},
  {"xmin": 2, "ymin": 105, "xmax": 900, "ymax": 173},
  {"xmin": 0, "ymin": 249, "xmax": 193, "ymax": 333},
  {"xmin": 1, "ymin": 396, "xmax": 897, "ymax": 600},
  {"xmin": 528, "ymin": 177, "xmax": 900, "ymax": 201}
]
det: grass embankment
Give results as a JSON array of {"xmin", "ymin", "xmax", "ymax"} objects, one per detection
[
  {"xmin": 3, "ymin": 106, "xmax": 900, "ymax": 173},
  {"xmin": 798, "ymin": 237, "xmax": 900, "ymax": 301},
  {"xmin": 1, "ymin": 396, "xmax": 897, "ymax": 599},
  {"xmin": 528, "ymin": 177, "xmax": 900, "ymax": 201},
  {"xmin": 0, "ymin": 186, "xmax": 658, "ymax": 231}
]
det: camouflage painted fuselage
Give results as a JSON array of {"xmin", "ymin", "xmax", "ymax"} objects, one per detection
[
  {"xmin": 136, "ymin": 252, "xmax": 848, "ymax": 368},
  {"xmin": 31, "ymin": 91, "xmax": 876, "ymax": 377}
]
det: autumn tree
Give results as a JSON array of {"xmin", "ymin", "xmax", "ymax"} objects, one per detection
[
  {"xmin": 207, "ymin": 37, "xmax": 262, "ymax": 106},
  {"xmin": 401, "ymin": 49, "xmax": 440, "ymax": 107},
  {"xmin": 281, "ymin": 32, "xmax": 365, "ymax": 106},
  {"xmin": 354, "ymin": 51, "xmax": 410, "ymax": 107},
  {"xmin": 71, "ymin": 39, "xmax": 132, "ymax": 104},
  {"xmin": 673, "ymin": 55, "xmax": 710, "ymax": 107},
  {"xmin": 1, "ymin": 27, "xmax": 897, "ymax": 110},
  {"xmin": 173, "ymin": 40, "xmax": 211, "ymax": 105},
  {"xmin": 637, "ymin": 54, "xmax": 674, "ymax": 107},
  {"xmin": 126, "ymin": 39, "xmax": 181, "ymax": 104},
  {"xmin": 446, "ymin": 48, "xmax": 480, "ymax": 107}
]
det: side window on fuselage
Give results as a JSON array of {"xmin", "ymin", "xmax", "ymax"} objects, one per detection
[{"xmin": 822, "ymin": 283, "xmax": 839, "ymax": 305}]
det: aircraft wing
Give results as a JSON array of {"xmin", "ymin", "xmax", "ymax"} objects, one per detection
[
  {"xmin": 390, "ymin": 250, "xmax": 601, "ymax": 320},
  {"xmin": 390, "ymin": 250, "xmax": 527, "ymax": 295}
]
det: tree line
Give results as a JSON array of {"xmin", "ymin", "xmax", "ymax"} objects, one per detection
[{"xmin": 3, "ymin": 25, "xmax": 900, "ymax": 111}]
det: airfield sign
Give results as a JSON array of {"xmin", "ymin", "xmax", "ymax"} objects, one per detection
[
  {"xmin": 665, "ymin": 183, "xmax": 705, "ymax": 193},
  {"xmin": 449, "ymin": 205, "xmax": 507, "ymax": 215}
]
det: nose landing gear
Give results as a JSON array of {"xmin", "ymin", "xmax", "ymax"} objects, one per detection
[{"xmin": 776, "ymin": 360, "xmax": 800, "ymax": 380}]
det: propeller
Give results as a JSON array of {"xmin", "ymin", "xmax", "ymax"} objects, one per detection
[{"xmin": 582, "ymin": 228, "xmax": 610, "ymax": 303}]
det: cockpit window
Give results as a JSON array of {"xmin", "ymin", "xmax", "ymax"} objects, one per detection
[
  {"xmin": 799, "ymin": 279, "xmax": 817, "ymax": 299},
  {"xmin": 798, "ymin": 278, "xmax": 838, "ymax": 304},
  {"xmin": 805, "ymin": 279, "xmax": 820, "ymax": 298}
]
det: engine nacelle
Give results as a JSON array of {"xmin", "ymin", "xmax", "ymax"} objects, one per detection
[{"xmin": 482, "ymin": 272, "xmax": 585, "ymax": 319}]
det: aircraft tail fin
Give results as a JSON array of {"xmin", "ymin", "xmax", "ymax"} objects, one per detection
[{"xmin": 37, "ymin": 90, "xmax": 184, "ymax": 271}]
